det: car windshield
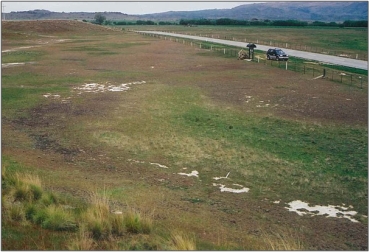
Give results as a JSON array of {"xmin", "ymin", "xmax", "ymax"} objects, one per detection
[{"xmin": 276, "ymin": 50, "xmax": 285, "ymax": 54}]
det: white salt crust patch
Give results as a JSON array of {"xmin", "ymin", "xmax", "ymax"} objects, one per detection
[
  {"xmin": 2, "ymin": 62, "xmax": 36, "ymax": 68},
  {"xmin": 286, "ymin": 200, "xmax": 358, "ymax": 223},
  {"xmin": 178, "ymin": 170, "xmax": 199, "ymax": 177},
  {"xmin": 73, "ymin": 81, "xmax": 146, "ymax": 94},
  {"xmin": 212, "ymin": 183, "xmax": 250, "ymax": 193}
]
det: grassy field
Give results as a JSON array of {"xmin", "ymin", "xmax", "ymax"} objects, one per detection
[
  {"xmin": 2, "ymin": 20, "xmax": 368, "ymax": 250},
  {"xmin": 124, "ymin": 25, "xmax": 368, "ymax": 58}
]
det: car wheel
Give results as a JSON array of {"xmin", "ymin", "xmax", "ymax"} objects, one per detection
[{"xmin": 276, "ymin": 56, "xmax": 279, "ymax": 61}]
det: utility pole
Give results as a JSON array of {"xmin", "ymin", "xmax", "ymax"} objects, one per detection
[{"xmin": 2, "ymin": 4, "xmax": 5, "ymax": 20}]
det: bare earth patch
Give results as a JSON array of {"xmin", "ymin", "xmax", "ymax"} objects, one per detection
[{"xmin": 2, "ymin": 20, "xmax": 367, "ymax": 250}]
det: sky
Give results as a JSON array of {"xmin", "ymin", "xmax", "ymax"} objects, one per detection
[{"xmin": 2, "ymin": 1, "xmax": 260, "ymax": 15}]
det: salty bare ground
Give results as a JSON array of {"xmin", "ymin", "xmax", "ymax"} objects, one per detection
[{"xmin": 2, "ymin": 20, "xmax": 368, "ymax": 250}]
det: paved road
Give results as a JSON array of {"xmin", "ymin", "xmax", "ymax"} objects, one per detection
[{"xmin": 137, "ymin": 31, "xmax": 368, "ymax": 70}]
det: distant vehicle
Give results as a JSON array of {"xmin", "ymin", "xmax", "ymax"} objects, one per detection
[{"xmin": 266, "ymin": 48, "xmax": 289, "ymax": 61}]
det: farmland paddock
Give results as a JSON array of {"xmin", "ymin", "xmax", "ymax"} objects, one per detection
[
  {"xmin": 138, "ymin": 31, "xmax": 368, "ymax": 90},
  {"xmin": 2, "ymin": 20, "xmax": 368, "ymax": 250}
]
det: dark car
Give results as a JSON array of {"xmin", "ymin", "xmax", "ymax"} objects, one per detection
[{"xmin": 266, "ymin": 48, "xmax": 289, "ymax": 61}]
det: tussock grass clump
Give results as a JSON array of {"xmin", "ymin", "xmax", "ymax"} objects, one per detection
[
  {"xmin": 41, "ymin": 205, "xmax": 78, "ymax": 231},
  {"xmin": 40, "ymin": 191, "xmax": 59, "ymax": 206},
  {"xmin": 8, "ymin": 203, "xmax": 26, "ymax": 222},
  {"xmin": 262, "ymin": 229, "xmax": 304, "ymax": 250},
  {"xmin": 82, "ymin": 190, "xmax": 112, "ymax": 239},
  {"xmin": 110, "ymin": 214, "xmax": 125, "ymax": 236},
  {"xmin": 67, "ymin": 227, "xmax": 97, "ymax": 250},
  {"xmin": 123, "ymin": 209, "xmax": 153, "ymax": 234},
  {"xmin": 9, "ymin": 173, "xmax": 43, "ymax": 203},
  {"xmin": 167, "ymin": 230, "xmax": 197, "ymax": 250}
]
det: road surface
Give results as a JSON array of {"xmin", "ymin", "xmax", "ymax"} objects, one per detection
[{"xmin": 137, "ymin": 31, "xmax": 368, "ymax": 70}]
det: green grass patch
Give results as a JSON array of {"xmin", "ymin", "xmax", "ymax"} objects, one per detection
[
  {"xmin": 140, "ymin": 25, "xmax": 368, "ymax": 55},
  {"xmin": 170, "ymin": 88, "xmax": 367, "ymax": 211},
  {"xmin": 2, "ymin": 50, "xmax": 46, "ymax": 63},
  {"xmin": 91, "ymin": 84, "xmax": 367, "ymax": 213},
  {"xmin": 2, "ymin": 72, "xmax": 83, "ymax": 87},
  {"xmin": 1, "ymin": 86, "xmax": 68, "ymax": 118},
  {"xmin": 64, "ymin": 42, "xmax": 149, "ymax": 55}
]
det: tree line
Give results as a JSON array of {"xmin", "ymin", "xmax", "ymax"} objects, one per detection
[
  {"xmin": 178, "ymin": 18, "xmax": 368, "ymax": 27},
  {"xmin": 90, "ymin": 14, "xmax": 367, "ymax": 27}
]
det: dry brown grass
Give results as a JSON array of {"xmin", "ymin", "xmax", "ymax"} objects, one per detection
[
  {"xmin": 262, "ymin": 228, "xmax": 304, "ymax": 250},
  {"xmin": 168, "ymin": 230, "xmax": 197, "ymax": 250},
  {"xmin": 67, "ymin": 227, "xmax": 97, "ymax": 250}
]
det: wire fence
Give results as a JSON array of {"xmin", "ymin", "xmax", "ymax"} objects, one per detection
[
  {"xmin": 140, "ymin": 32, "xmax": 368, "ymax": 90},
  {"xmin": 171, "ymin": 32, "xmax": 368, "ymax": 61}
]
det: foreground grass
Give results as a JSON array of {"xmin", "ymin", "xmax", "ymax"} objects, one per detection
[
  {"xmin": 1, "ymin": 160, "xmax": 200, "ymax": 250},
  {"xmin": 2, "ymin": 21, "xmax": 367, "ymax": 250},
  {"xmin": 2, "ymin": 157, "xmax": 302, "ymax": 250}
]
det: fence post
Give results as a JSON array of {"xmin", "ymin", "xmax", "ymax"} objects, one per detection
[
  {"xmin": 286, "ymin": 61, "xmax": 288, "ymax": 70},
  {"xmin": 304, "ymin": 65, "xmax": 306, "ymax": 74},
  {"xmin": 224, "ymin": 48, "xmax": 226, "ymax": 54}
]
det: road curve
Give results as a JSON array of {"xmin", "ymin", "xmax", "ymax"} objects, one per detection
[{"xmin": 137, "ymin": 31, "xmax": 368, "ymax": 70}]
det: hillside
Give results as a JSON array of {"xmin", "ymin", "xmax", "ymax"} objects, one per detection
[
  {"xmin": 5, "ymin": 2, "xmax": 368, "ymax": 22},
  {"xmin": 142, "ymin": 2, "xmax": 368, "ymax": 21}
]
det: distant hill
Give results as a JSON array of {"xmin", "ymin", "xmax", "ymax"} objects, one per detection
[
  {"xmin": 4, "ymin": 9, "xmax": 136, "ymax": 21},
  {"xmin": 5, "ymin": 2, "xmax": 368, "ymax": 22},
  {"xmin": 141, "ymin": 2, "xmax": 368, "ymax": 22}
]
